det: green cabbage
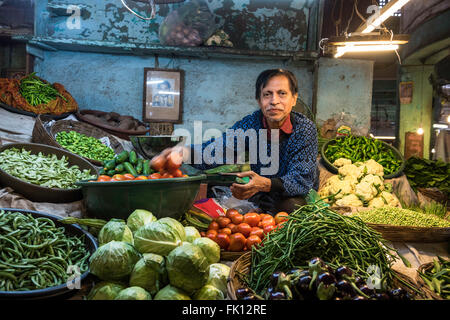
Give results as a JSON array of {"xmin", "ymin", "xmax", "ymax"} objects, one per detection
[
  {"xmin": 86, "ymin": 281, "xmax": 127, "ymax": 300},
  {"xmin": 98, "ymin": 219, "xmax": 133, "ymax": 246},
  {"xmin": 192, "ymin": 237, "xmax": 220, "ymax": 265},
  {"xmin": 154, "ymin": 285, "xmax": 191, "ymax": 300},
  {"xmin": 114, "ymin": 286, "xmax": 152, "ymax": 300},
  {"xmin": 89, "ymin": 241, "xmax": 141, "ymax": 281},
  {"xmin": 184, "ymin": 226, "xmax": 201, "ymax": 242},
  {"xmin": 193, "ymin": 284, "xmax": 224, "ymax": 300},
  {"xmin": 134, "ymin": 217, "xmax": 186, "ymax": 256},
  {"xmin": 166, "ymin": 242, "xmax": 209, "ymax": 294},
  {"xmin": 129, "ymin": 253, "xmax": 168, "ymax": 296},
  {"xmin": 127, "ymin": 209, "xmax": 157, "ymax": 233},
  {"xmin": 206, "ymin": 263, "xmax": 230, "ymax": 296}
]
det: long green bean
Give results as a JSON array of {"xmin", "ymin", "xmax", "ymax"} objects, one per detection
[
  {"xmin": 0, "ymin": 210, "xmax": 91, "ymax": 292},
  {"xmin": 248, "ymin": 203, "xmax": 398, "ymax": 294}
]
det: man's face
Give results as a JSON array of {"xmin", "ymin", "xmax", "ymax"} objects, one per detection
[{"xmin": 257, "ymin": 75, "xmax": 298, "ymax": 126}]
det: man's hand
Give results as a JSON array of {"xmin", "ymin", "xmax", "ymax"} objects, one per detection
[{"xmin": 230, "ymin": 171, "xmax": 271, "ymax": 200}]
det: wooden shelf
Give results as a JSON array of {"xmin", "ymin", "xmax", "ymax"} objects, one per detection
[{"xmin": 13, "ymin": 36, "xmax": 319, "ymax": 62}]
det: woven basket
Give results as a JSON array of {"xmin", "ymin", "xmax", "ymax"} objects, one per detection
[
  {"xmin": 221, "ymin": 250, "xmax": 246, "ymax": 261},
  {"xmin": 416, "ymin": 262, "xmax": 446, "ymax": 300},
  {"xmin": 332, "ymin": 206, "xmax": 450, "ymax": 243},
  {"xmin": 227, "ymin": 252, "xmax": 440, "ymax": 300},
  {"xmin": 417, "ymin": 188, "xmax": 448, "ymax": 206}
]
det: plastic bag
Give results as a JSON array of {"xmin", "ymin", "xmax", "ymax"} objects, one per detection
[
  {"xmin": 211, "ymin": 186, "xmax": 259, "ymax": 214},
  {"xmin": 158, "ymin": 0, "xmax": 217, "ymax": 46}
]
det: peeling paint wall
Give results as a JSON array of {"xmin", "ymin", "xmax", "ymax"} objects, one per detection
[{"xmin": 37, "ymin": 0, "xmax": 313, "ymax": 50}]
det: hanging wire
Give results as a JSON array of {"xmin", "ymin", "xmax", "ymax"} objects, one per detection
[
  {"xmin": 121, "ymin": 0, "xmax": 156, "ymax": 20},
  {"xmin": 343, "ymin": 0, "xmax": 357, "ymax": 36}
]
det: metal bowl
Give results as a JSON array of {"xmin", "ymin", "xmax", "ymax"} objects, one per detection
[
  {"xmin": 0, "ymin": 208, "xmax": 98, "ymax": 299},
  {"xmin": 130, "ymin": 135, "xmax": 186, "ymax": 159}
]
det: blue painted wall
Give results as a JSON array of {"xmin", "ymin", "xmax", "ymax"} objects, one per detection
[{"xmin": 31, "ymin": 0, "xmax": 318, "ymax": 137}]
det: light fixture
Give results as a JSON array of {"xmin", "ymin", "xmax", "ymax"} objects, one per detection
[
  {"xmin": 373, "ymin": 136, "xmax": 396, "ymax": 140},
  {"xmin": 447, "ymin": 115, "xmax": 450, "ymax": 123},
  {"xmin": 431, "ymin": 148, "xmax": 436, "ymax": 153},
  {"xmin": 433, "ymin": 124, "xmax": 449, "ymax": 129},
  {"xmin": 334, "ymin": 44, "xmax": 399, "ymax": 58},
  {"xmin": 357, "ymin": 0, "xmax": 413, "ymax": 34},
  {"xmin": 417, "ymin": 127, "xmax": 424, "ymax": 135}
]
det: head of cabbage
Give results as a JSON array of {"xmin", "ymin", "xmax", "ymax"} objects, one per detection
[
  {"xmin": 154, "ymin": 285, "xmax": 191, "ymax": 300},
  {"xmin": 127, "ymin": 209, "xmax": 157, "ymax": 233},
  {"xmin": 86, "ymin": 281, "xmax": 127, "ymax": 300},
  {"xmin": 134, "ymin": 217, "xmax": 186, "ymax": 256},
  {"xmin": 129, "ymin": 253, "xmax": 168, "ymax": 296},
  {"xmin": 114, "ymin": 286, "xmax": 151, "ymax": 300},
  {"xmin": 89, "ymin": 241, "xmax": 141, "ymax": 281},
  {"xmin": 166, "ymin": 242, "xmax": 209, "ymax": 295},
  {"xmin": 98, "ymin": 219, "xmax": 133, "ymax": 246},
  {"xmin": 184, "ymin": 226, "xmax": 201, "ymax": 242},
  {"xmin": 193, "ymin": 284, "xmax": 224, "ymax": 300},
  {"xmin": 205, "ymin": 263, "xmax": 230, "ymax": 296},
  {"xmin": 192, "ymin": 237, "xmax": 220, "ymax": 265}
]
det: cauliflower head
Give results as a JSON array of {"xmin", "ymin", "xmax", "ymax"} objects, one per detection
[
  {"xmin": 319, "ymin": 175, "xmax": 353, "ymax": 200},
  {"xmin": 333, "ymin": 158, "xmax": 352, "ymax": 168},
  {"xmin": 361, "ymin": 159, "xmax": 384, "ymax": 177},
  {"xmin": 368, "ymin": 196, "xmax": 386, "ymax": 208},
  {"xmin": 335, "ymin": 194, "xmax": 364, "ymax": 207},
  {"xmin": 338, "ymin": 164, "xmax": 364, "ymax": 180},
  {"xmin": 360, "ymin": 174, "xmax": 384, "ymax": 192},
  {"xmin": 355, "ymin": 181, "xmax": 377, "ymax": 202},
  {"xmin": 380, "ymin": 191, "xmax": 400, "ymax": 207}
]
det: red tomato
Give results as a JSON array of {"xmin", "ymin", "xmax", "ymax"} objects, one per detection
[
  {"xmin": 149, "ymin": 173, "xmax": 162, "ymax": 179},
  {"xmin": 134, "ymin": 175, "xmax": 148, "ymax": 180},
  {"xmin": 170, "ymin": 169, "xmax": 183, "ymax": 178},
  {"xmin": 275, "ymin": 212, "xmax": 289, "ymax": 225},
  {"xmin": 246, "ymin": 235, "xmax": 262, "ymax": 249},
  {"xmin": 226, "ymin": 208, "xmax": 240, "ymax": 220},
  {"xmin": 263, "ymin": 224, "xmax": 275, "ymax": 234},
  {"xmin": 150, "ymin": 155, "xmax": 166, "ymax": 172},
  {"xmin": 237, "ymin": 223, "xmax": 252, "ymax": 238},
  {"xmin": 231, "ymin": 213, "xmax": 244, "ymax": 225},
  {"xmin": 206, "ymin": 229, "xmax": 218, "ymax": 242},
  {"xmin": 243, "ymin": 212, "xmax": 261, "ymax": 228},
  {"xmin": 228, "ymin": 233, "xmax": 246, "ymax": 252},
  {"xmin": 111, "ymin": 174, "xmax": 126, "ymax": 181},
  {"xmin": 249, "ymin": 227, "xmax": 265, "ymax": 240},
  {"xmin": 200, "ymin": 231, "xmax": 206, "ymax": 237},
  {"xmin": 230, "ymin": 224, "xmax": 240, "ymax": 234},
  {"xmin": 123, "ymin": 173, "xmax": 135, "ymax": 180},
  {"xmin": 97, "ymin": 177, "xmax": 111, "ymax": 182},
  {"xmin": 161, "ymin": 172, "xmax": 174, "ymax": 179},
  {"xmin": 215, "ymin": 233, "xmax": 230, "ymax": 250},
  {"xmin": 109, "ymin": 178, "xmax": 118, "ymax": 181},
  {"xmin": 97, "ymin": 175, "xmax": 111, "ymax": 181},
  {"xmin": 259, "ymin": 213, "xmax": 272, "ymax": 220},
  {"xmin": 219, "ymin": 227, "xmax": 232, "ymax": 236},
  {"xmin": 208, "ymin": 221, "xmax": 220, "ymax": 231},
  {"xmin": 226, "ymin": 223, "xmax": 236, "ymax": 232},
  {"xmin": 217, "ymin": 217, "xmax": 231, "ymax": 229},
  {"xmin": 261, "ymin": 216, "xmax": 276, "ymax": 228}
]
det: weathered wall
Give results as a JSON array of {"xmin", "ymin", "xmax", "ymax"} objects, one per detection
[
  {"xmin": 315, "ymin": 57, "xmax": 374, "ymax": 136},
  {"xmin": 37, "ymin": 0, "xmax": 313, "ymax": 51}
]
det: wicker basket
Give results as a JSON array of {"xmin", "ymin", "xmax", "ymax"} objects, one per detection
[
  {"xmin": 221, "ymin": 250, "xmax": 246, "ymax": 261},
  {"xmin": 416, "ymin": 262, "xmax": 446, "ymax": 300},
  {"xmin": 332, "ymin": 206, "xmax": 450, "ymax": 243},
  {"xmin": 33, "ymin": 117, "xmax": 124, "ymax": 166},
  {"xmin": 227, "ymin": 252, "xmax": 440, "ymax": 300}
]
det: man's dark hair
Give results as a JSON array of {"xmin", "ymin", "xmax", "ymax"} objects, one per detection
[{"xmin": 255, "ymin": 69, "xmax": 298, "ymax": 100}]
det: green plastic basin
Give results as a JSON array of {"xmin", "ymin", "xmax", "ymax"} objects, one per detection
[{"xmin": 76, "ymin": 174, "xmax": 207, "ymax": 221}]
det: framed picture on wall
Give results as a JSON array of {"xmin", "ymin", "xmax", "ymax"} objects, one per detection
[{"xmin": 143, "ymin": 68, "xmax": 184, "ymax": 123}]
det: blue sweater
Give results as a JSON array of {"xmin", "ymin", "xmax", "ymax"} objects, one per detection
[{"xmin": 191, "ymin": 110, "xmax": 319, "ymax": 197}]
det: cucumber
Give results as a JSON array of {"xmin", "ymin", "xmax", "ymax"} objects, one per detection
[
  {"xmin": 123, "ymin": 161, "xmax": 138, "ymax": 176},
  {"xmin": 115, "ymin": 164, "xmax": 124, "ymax": 173},
  {"xmin": 98, "ymin": 168, "xmax": 106, "ymax": 175},
  {"xmin": 115, "ymin": 151, "xmax": 129, "ymax": 164},
  {"xmin": 142, "ymin": 159, "xmax": 150, "ymax": 176},
  {"xmin": 135, "ymin": 158, "xmax": 143, "ymax": 175},
  {"xmin": 129, "ymin": 151, "xmax": 138, "ymax": 165},
  {"xmin": 107, "ymin": 169, "xmax": 116, "ymax": 176},
  {"xmin": 104, "ymin": 159, "xmax": 116, "ymax": 170}
]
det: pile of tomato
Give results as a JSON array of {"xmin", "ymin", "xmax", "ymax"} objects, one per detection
[
  {"xmin": 92, "ymin": 172, "xmax": 188, "ymax": 182},
  {"xmin": 201, "ymin": 209, "xmax": 289, "ymax": 252}
]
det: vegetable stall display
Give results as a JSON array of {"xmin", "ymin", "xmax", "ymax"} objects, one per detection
[
  {"xmin": 322, "ymin": 135, "xmax": 403, "ymax": 177},
  {"xmin": 0, "ymin": 210, "xmax": 91, "ymax": 292},
  {"xmin": 79, "ymin": 209, "xmax": 231, "ymax": 300},
  {"xmin": 318, "ymin": 158, "xmax": 400, "ymax": 208},
  {"xmin": 418, "ymin": 256, "xmax": 450, "ymax": 300},
  {"xmin": 56, "ymin": 131, "xmax": 116, "ymax": 163},
  {"xmin": 0, "ymin": 147, "xmax": 95, "ymax": 189},
  {"xmin": 403, "ymin": 157, "xmax": 449, "ymax": 197}
]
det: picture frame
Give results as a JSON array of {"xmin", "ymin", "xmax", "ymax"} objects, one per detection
[{"xmin": 143, "ymin": 68, "xmax": 184, "ymax": 123}]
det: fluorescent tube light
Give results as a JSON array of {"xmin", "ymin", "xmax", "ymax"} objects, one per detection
[
  {"xmin": 361, "ymin": 0, "xmax": 412, "ymax": 33},
  {"xmin": 334, "ymin": 44, "xmax": 399, "ymax": 58}
]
